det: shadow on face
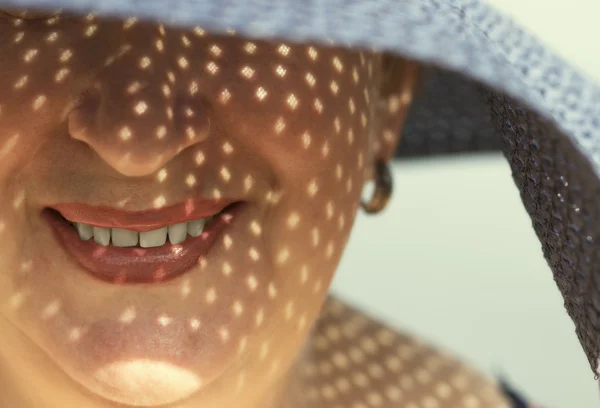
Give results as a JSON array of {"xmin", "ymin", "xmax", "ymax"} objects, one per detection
[{"xmin": 0, "ymin": 8, "xmax": 418, "ymax": 408}]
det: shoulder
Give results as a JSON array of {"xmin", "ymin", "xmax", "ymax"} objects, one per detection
[{"xmin": 300, "ymin": 296, "xmax": 513, "ymax": 408}]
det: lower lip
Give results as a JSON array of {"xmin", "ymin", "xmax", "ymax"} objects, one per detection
[{"xmin": 42, "ymin": 204, "xmax": 242, "ymax": 284}]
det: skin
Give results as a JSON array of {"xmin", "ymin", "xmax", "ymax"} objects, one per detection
[{"xmin": 0, "ymin": 9, "xmax": 512, "ymax": 408}]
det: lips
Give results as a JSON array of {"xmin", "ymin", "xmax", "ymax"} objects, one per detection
[{"xmin": 42, "ymin": 200, "xmax": 243, "ymax": 284}]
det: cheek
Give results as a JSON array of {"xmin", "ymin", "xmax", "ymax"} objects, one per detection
[{"xmin": 238, "ymin": 51, "xmax": 379, "ymax": 340}]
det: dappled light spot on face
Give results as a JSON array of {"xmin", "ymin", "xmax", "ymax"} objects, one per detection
[{"xmin": 0, "ymin": 12, "xmax": 483, "ymax": 408}]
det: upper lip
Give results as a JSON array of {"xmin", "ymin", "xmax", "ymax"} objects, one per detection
[{"xmin": 47, "ymin": 198, "xmax": 236, "ymax": 232}]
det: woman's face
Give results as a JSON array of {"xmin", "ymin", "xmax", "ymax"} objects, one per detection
[{"xmin": 0, "ymin": 10, "xmax": 412, "ymax": 408}]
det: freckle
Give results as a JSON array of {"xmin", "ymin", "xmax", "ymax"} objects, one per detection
[
  {"xmin": 193, "ymin": 26, "xmax": 205, "ymax": 36},
  {"xmin": 302, "ymin": 131, "xmax": 311, "ymax": 148},
  {"xmin": 276, "ymin": 248, "xmax": 290, "ymax": 265},
  {"xmin": 298, "ymin": 314, "xmax": 307, "ymax": 331},
  {"xmin": 205, "ymin": 287, "xmax": 217, "ymax": 304}
]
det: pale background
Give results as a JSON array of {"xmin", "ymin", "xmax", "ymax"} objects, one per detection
[
  {"xmin": 331, "ymin": 156, "xmax": 598, "ymax": 408},
  {"xmin": 332, "ymin": 2, "xmax": 600, "ymax": 407}
]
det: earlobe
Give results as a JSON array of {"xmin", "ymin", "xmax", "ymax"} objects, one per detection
[
  {"xmin": 361, "ymin": 57, "xmax": 420, "ymax": 209},
  {"xmin": 371, "ymin": 57, "xmax": 421, "ymax": 163}
]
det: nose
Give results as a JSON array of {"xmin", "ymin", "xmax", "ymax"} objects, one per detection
[{"xmin": 67, "ymin": 45, "xmax": 210, "ymax": 177}]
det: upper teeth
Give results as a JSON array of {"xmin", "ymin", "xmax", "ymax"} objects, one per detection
[{"xmin": 73, "ymin": 218, "xmax": 210, "ymax": 248}]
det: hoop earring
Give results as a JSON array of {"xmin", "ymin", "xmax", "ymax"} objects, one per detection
[{"xmin": 361, "ymin": 160, "xmax": 393, "ymax": 214}]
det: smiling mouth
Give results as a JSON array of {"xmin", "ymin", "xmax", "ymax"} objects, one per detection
[{"xmin": 42, "ymin": 200, "xmax": 243, "ymax": 284}]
